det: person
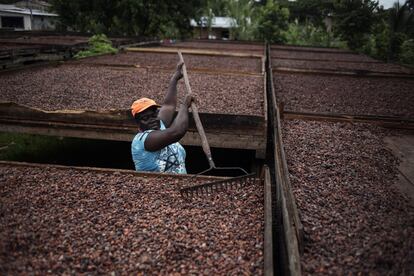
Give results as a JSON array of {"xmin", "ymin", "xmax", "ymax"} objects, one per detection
[{"xmin": 130, "ymin": 62, "xmax": 192, "ymax": 174}]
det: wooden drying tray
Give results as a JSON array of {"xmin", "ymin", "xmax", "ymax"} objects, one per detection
[
  {"xmin": 0, "ymin": 102, "xmax": 267, "ymax": 157},
  {"xmin": 0, "ymin": 160, "xmax": 274, "ymax": 275}
]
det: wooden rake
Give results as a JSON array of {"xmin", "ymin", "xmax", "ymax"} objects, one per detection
[{"xmin": 177, "ymin": 51, "xmax": 256, "ymax": 198}]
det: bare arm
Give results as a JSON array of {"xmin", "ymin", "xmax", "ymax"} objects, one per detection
[
  {"xmin": 145, "ymin": 95, "xmax": 192, "ymax": 152},
  {"xmin": 158, "ymin": 62, "xmax": 183, "ymax": 127}
]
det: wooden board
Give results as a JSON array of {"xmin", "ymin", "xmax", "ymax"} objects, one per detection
[
  {"xmin": 384, "ymin": 135, "xmax": 414, "ymax": 207},
  {"xmin": 0, "ymin": 102, "xmax": 267, "ymax": 157}
]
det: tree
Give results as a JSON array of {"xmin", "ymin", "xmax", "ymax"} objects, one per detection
[
  {"xmin": 254, "ymin": 1, "xmax": 290, "ymax": 43},
  {"xmin": 386, "ymin": 1, "xmax": 414, "ymax": 60},
  {"xmin": 226, "ymin": 0, "xmax": 258, "ymax": 40},
  {"xmin": 203, "ymin": 0, "xmax": 228, "ymax": 17},
  {"xmin": 399, "ymin": 39, "xmax": 414, "ymax": 64},
  {"xmin": 389, "ymin": 1, "xmax": 414, "ymax": 36},
  {"xmin": 200, "ymin": 0, "xmax": 227, "ymax": 36},
  {"xmin": 284, "ymin": 0, "xmax": 335, "ymax": 26},
  {"xmin": 333, "ymin": 0, "xmax": 379, "ymax": 50},
  {"xmin": 49, "ymin": 0, "xmax": 203, "ymax": 38}
]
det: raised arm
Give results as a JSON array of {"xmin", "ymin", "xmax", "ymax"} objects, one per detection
[
  {"xmin": 157, "ymin": 62, "xmax": 183, "ymax": 127},
  {"xmin": 144, "ymin": 94, "xmax": 192, "ymax": 152}
]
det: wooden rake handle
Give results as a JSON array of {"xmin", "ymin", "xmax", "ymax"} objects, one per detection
[{"xmin": 178, "ymin": 51, "xmax": 215, "ymax": 168}]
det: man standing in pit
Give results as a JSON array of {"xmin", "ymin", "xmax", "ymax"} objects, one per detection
[{"xmin": 131, "ymin": 62, "xmax": 193, "ymax": 174}]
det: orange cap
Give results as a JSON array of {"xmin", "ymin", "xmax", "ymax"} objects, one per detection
[{"xmin": 131, "ymin": 98, "xmax": 160, "ymax": 117}]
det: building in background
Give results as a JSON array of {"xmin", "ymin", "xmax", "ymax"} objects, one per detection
[
  {"xmin": 14, "ymin": 0, "xmax": 50, "ymax": 11},
  {"xmin": 0, "ymin": 2, "xmax": 58, "ymax": 31},
  {"xmin": 191, "ymin": 17, "xmax": 237, "ymax": 40}
]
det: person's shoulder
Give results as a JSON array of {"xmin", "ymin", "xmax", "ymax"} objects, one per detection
[
  {"xmin": 132, "ymin": 131, "xmax": 150, "ymax": 149},
  {"xmin": 132, "ymin": 132, "xmax": 144, "ymax": 143}
]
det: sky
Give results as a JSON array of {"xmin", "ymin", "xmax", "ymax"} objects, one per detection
[{"xmin": 378, "ymin": 0, "xmax": 405, "ymax": 8}]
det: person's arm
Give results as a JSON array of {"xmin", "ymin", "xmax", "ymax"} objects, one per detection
[
  {"xmin": 144, "ymin": 95, "xmax": 192, "ymax": 151},
  {"xmin": 158, "ymin": 62, "xmax": 183, "ymax": 127}
]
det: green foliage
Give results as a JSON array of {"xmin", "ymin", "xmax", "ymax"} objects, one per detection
[
  {"xmin": 226, "ymin": 0, "xmax": 258, "ymax": 40},
  {"xmin": 333, "ymin": 0, "xmax": 379, "ymax": 50},
  {"xmin": 284, "ymin": 0, "xmax": 335, "ymax": 26},
  {"xmin": 359, "ymin": 1, "xmax": 414, "ymax": 63},
  {"xmin": 389, "ymin": 1, "xmax": 414, "ymax": 35},
  {"xmin": 284, "ymin": 20, "xmax": 346, "ymax": 47},
  {"xmin": 370, "ymin": 19, "xmax": 391, "ymax": 59},
  {"xmin": 255, "ymin": 1, "xmax": 290, "ymax": 43},
  {"xmin": 202, "ymin": 0, "xmax": 229, "ymax": 20},
  {"xmin": 50, "ymin": 0, "xmax": 203, "ymax": 38},
  {"xmin": 399, "ymin": 39, "xmax": 414, "ymax": 64},
  {"xmin": 385, "ymin": 1, "xmax": 414, "ymax": 60},
  {"xmin": 74, "ymin": 34, "xmax": 118, "ymax": 59}
]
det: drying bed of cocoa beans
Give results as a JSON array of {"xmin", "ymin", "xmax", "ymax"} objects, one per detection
[
  {"xmin": 78, "ymin": 52, "xmax": 262, "ymax": 73},
  {"xmin": 272, "ymin": 58, "xmax": 414, "ymax": 74},
  {"xmin": 0, "ymin": 164, "xmax": 264, "ymax": 275},
  {"xmin": 271, "ymin": 50, "xmax": 376, "ymax": 63},
  {"xmin": 163, "ymin": 41, "xmax": 264, "ymax": 53},
  {"xmin": 282, "ymin": 120, "xmax": 414, "ymax": 275},
  {"xmin": 274, "ymin": 73, "xmax": 414, "ymax": 117},
  {"xmin": 271, "ymin": 44, "xmax": 352, "ymax": 54},
  {"xmin": 0, "ymin": 36, "xmax": 132, "ymax": 47},
  {"xmin": 0, "ymin": 64, "xmax": 264, "ymax": 116}
]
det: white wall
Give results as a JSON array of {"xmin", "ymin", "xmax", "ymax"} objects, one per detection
[
  {"xmin": 32, "ymin": 16, "xmax": 56, "ymax": 30},
  {"xmin": 23, "ymin": 14, "xmax": 31, "ymax": 30}
]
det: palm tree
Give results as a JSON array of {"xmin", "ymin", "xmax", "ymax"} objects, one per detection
[
  {"xmin": 226, "ymin": 0, "xmax": 257, "ymax": 40},
  {"xmin": 387, "ymin": 0, "xmax": 414, "ymax": 60}
]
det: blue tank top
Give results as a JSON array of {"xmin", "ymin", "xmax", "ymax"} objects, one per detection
[{"xmin": 131, "ymin": 121, "xmax": 187, "ymax": 174}]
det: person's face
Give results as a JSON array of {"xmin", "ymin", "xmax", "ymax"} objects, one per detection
[{"xmin": 137, "ymin": 107, "xmax": 160, "ymax": 131}]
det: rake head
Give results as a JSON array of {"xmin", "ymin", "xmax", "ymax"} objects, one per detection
[{"xmin": 180, "ymin": 173, "xmax": 256, "ymax": 199}]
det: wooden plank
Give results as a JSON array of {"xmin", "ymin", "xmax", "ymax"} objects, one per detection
[
  {"xmin": 270, "ymin": 56, "xmax": 381, "ymax": 64},
  {"xmin": 118, "ymin": 40, "xmax": 160, "ymax": 49},
  {"xmin": 283, "ymin": 111, "xmax": 414, "ymax": 130},
  {"xmin": 279, "ymin": 163, "xmax": 302, "ymax": 276},
  {"xmin": 0, "ymin": 118, "xmax": 265, "ymax": 151},
  {"xmin": 270, "ymin": 64, "xmax": 304, "ymax": 248},
  {"xmin": 267, "ymin": 52, "xmax": 302, "ymax": 275},
  {"xmin": 0, "ymin": 102, "xmax": 266, "ymax": 153},
  {"xmin": 275, "ymin": 107, "xmax": 304, "ymax": 249},
  {"xmin": 126, "ymin": 47, "xmax": 264, "ymax": 58},
  {"xmin": 264, "ymin": 166, "xmax": 274, "ymax": 276},
  {"xmin": 0, "ymin": 160, "xmax": 226, "ymax": 180},
  {"xmin": 262, "ymin": 60, "xmax": 269, "ymax": 158},
  {"xmin": 272, "ymin": 66, "xmax": 414, "ymax": 79},
  {"xmin": 6, "ymin": 53, "xmax": 67, "ymax": 65},
  {"xmin": 0, "ymin": 102, "xmax": 264, "ymax": 131},
  {"xmin": 66, "ymin": 62, "xmax": 263, "ymax": 77},
  {"xmin": 270, "ymin": 45, "xmax": 352, "ymax": 54},
  {"xmin": 273, "ymin": 125, "xmax": 302, "ymax": 275},
  {"xmin": 384, "ymin": 135, "xmax": 414, "ymax": 207}
]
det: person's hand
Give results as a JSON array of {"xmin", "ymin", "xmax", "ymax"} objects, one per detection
[{"xmin": 173, "ymin": 61, "xmax": 184, "ymax": 81}]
